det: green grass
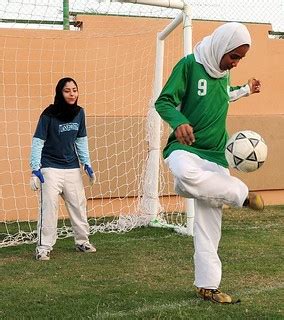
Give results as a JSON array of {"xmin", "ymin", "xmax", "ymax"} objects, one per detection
[{"xmin": 1, "ymin": 206, "xmax": 283, "ymax": 319}]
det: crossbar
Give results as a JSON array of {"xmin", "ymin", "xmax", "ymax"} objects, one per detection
[
  {"xmin": 158, "ymin": 11, "xmax": 183, "ymax": 40},
  {"xmin": 112, "ymin": 0, "xmax": 185, "ymax": 10}
]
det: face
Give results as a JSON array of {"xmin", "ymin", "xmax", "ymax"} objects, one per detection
[
  {"xmin": 62, "ymin": 81, "xmax": 78, "ymax": 105},
  {"xmin": 219, "ymin": 44, "xmax": 249, "ymax": 71}
]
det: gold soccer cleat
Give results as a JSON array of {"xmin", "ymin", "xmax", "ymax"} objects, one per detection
[
  {"xmin": 196, "ymin": 287, "xmax": 240, "ymax": 304},
  {"xmin": 244, "ymin": 192, "xmax": 264, "ymax": 211}
]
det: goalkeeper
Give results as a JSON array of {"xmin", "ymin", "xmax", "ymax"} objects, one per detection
[
  {"xmin": 30, "ymin": 77, "xmax": 96, "ymax": 261},
  {"xmin": 155, "ymin": 23, "xmax": 263, "ymax": 304}
]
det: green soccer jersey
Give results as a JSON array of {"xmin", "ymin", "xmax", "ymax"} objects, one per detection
[{"xmin": 155, "ymin": 54, "xmax": 231, "ymax": 168}]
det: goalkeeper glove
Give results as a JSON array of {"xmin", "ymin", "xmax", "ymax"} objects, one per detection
[
  {"xmin": 30, "ymin": 169, "xmax": 44, "ymax": 191},
  {"xmin": 84, "ymin": 164, "xmax": 96, "ymax": 186}
]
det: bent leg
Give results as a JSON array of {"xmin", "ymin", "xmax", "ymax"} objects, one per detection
[{"xmin": 166, "ymin": 150, "xmax": 248, "ymax": 208}]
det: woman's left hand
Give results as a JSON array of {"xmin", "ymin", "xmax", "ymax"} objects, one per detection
[
  {"xmin": 84, "ymin": 164, "xmax": 96, "ymax": 186},
  {"xmin": 248, "ymin": 78, "xmax": 261, "ymax": 94}
]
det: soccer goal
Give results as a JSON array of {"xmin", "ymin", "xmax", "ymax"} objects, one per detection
[
  {"xmin": 0, "ymin": 0, "xmax": 194, "ymax": 247},
  {"xmin": 2, "ymin": 0, "xmax": 281, "ymax": 247}
]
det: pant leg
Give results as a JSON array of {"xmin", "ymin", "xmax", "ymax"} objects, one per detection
[
  {"xmin": 165, "ymin": 150, "xmax": 248, "ymax": 289},
  {"xmin": 61, "ymin": 168, "xmax": 90, "ymax": 245},
  {"xmin": 165, "ymin": 150, "xmax": 248, "ymax": 207},
  {"xmin": 37, "ymin": 168, "xmax": 63, "ymax": 252},
  {"xmin": 193, "ymin": 199, "xmax": 222, "ymax": 289}
]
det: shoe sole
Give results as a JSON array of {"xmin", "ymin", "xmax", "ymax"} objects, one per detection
[
  {"xmin": 76, "ymin": 247, "xmax": 96, "ymax": 253},
  {"xmin": 36, "ymin": 256, "xmax": 50, "ymax": 261}
]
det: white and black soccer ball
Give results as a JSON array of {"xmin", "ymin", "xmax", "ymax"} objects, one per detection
[{"xmin": 225, "ymin": 130, "xmax": 268, "ymax": 173}]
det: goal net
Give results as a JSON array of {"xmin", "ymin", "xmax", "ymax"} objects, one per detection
[
  {"xmin": 0, "ymin": 1, "xmax": 188, "ymax": 247},
  {"xmin": 0, "ymin": 0, "xmax": 282, "ymax": 247}
]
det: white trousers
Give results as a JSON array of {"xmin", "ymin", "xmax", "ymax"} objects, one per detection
[
  {"xmin": 165, "ymin": 150, "xmax": 248, "ymax": 289},
  {"xmin": 37, "ymin": 168, "xmax": 90, "ymax": 252}
]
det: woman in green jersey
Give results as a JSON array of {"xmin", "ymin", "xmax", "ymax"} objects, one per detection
[{"xmin": 155, "ymin": 22, "xmax": 263, "ymax": 304}]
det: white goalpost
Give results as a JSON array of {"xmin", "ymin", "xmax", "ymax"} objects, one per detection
[
  {"xmin": 133, "ymin": 0, "xmax": 195, "ymax": 235},
  {"xmin": 103, "ymin": 0, "xmax": 195, "ymax": 235}
]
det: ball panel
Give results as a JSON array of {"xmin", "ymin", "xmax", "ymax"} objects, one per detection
[
  {"xmin": 237, "ymin": 160, "xmax": 259, "ymax": 172},
  {"xmin": 249, "ymin": 138, "xmax": 260, "ymax": 147},
  {"xmin": 246, "ymin": 151, "xmax": 257, "ymax": 161},
  {"xmin": 232, "ymin": 139, "xmax": 254, "ymax": 159},
  {"xmin": 233, "ymin": 155, "xmax": 244, "ymax": 166},
  {"xmin": 224, "ymin": 149, "xmax": 236, "ymax": 168},
  {"xmin": 235, "ymin": 132, "xmax": 247, "ymax": 140},
  {"xmin": 254, "ymin": 141, "xmax": 268, "ymax": 162}
]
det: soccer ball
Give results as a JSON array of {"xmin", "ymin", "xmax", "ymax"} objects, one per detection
[{"xmin": 225, "ymin": 130, "xmax": 268, "ymax": 173}]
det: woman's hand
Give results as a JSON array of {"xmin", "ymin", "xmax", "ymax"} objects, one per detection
[
  {"xmin": 175, "ymin": 124, "xmax": 195, "ymax": 145},
  {"xmin": 30, "ymin": 170, "xmax": 44, "ymax": 191},
  {"xmin": 248, "ymin": 78, "xmax": 261, "ymax": 94},
  {"xmin": 84, "ymin": 164, "xmax": 96, "ymax": 186}
]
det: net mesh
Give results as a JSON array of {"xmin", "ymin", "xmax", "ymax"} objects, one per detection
[
  {"xmin": 0, "ymin": 10, "xmax": 184, "ymax": 247},
  {"xmin": 0, "ymin": 1, "xmax": 283, "ymax": 31}
]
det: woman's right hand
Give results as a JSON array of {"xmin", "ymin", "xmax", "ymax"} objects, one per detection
[
  {"xmin": 30, "ymin": 170, "xmax": 44, "ymax": 191},
  {"xmin": 175, "ymin": 124, "xmax": 195, "ymax": 145}
]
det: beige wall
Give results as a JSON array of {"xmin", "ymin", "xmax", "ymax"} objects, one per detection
[{"xmin": 0, "ymin": 16, "xmax": 283, "ymax": 222}]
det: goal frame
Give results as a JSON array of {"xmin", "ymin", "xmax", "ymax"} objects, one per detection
[{"xmin": 114, "ymin": 0, "xmax": 195, "ymax": 235}]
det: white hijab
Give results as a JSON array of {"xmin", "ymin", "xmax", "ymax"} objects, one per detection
[{"xmin": 193, "ymin": 22, "xmax": 251, "ymax": 78}]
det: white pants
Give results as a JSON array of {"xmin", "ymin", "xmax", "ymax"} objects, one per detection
[
  {"xmin": 165, "ymin": 150, "xmax": 248, "ymax": 289},
  {"xmin": 37, "ymin": 168, "xmax": 90, "ymax": 252}
]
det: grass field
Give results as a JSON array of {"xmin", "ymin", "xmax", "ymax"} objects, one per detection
[{"xmin": 1, "ymin": 206, "xmax": 283, "ymax": 319}]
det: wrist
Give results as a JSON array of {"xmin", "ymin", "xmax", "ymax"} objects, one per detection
[{"xmin": 244, "ymin": 84, "xmax": 251, "ymax": 96}]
